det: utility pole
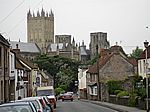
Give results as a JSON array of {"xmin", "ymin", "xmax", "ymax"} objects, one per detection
[
  {"xmin": 96, "ymin": 44, "xmax": 100, "ymax": 101},
  {"xmin": 144, "ymin": 40, "xmax": 149, "ymax": 112}
]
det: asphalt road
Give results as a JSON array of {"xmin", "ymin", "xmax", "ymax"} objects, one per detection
[{"xmin": 55, "ymin": 99, "xmax": 118, "ymax": 112}]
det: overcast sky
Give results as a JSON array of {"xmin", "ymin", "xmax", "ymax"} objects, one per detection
[{"xmin": 0, "ymin": 0, "xmax": 150, "ymax": 54}]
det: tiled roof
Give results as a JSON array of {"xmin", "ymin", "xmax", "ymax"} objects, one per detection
[
  {"xmin": 87, "ymin": 54, "xmax": 113, "ymax": 74},
  {"xmin": 10, "ymin": 41, "xmax": 41, "ymax": 53},
  {"xmin": 139, "ymin": 45, "xmax": 150, "ymax": 59}
]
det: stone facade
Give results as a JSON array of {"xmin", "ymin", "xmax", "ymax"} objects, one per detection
[
  {"xmin": 55, "ymin": 35, "xmax": 71, "ymax": 44},
  {"xmin": 27, "ymin": 8, "xmax": 54, "ymax": 53},
  {"xmin": 90, "ymin": 32, "xmax": 110, "ymax": 59},
  {"xmin": 0, "ymin": 34, "xmax": 10, "ymax": 103}
]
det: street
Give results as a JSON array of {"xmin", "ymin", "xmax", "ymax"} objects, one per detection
[{"xmin": 55, "ymin": 100, "xmax": 118, "ymax": 112}]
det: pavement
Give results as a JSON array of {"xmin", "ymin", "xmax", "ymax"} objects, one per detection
[{"xmin": 80, "ymin": 99, "xmax": 145, "ymax": 112}]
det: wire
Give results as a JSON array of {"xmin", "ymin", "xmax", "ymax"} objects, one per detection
[
  {"xmin": 0, "ymin": 0, "xmax": 25, "ymax": 26},
  {"xmin": 7, "ymin": 18, "xmax": 25, "ymax": 35},
  {"xmin": 6, "ymin": 0, "xmax": 44, "ymax": 36}
]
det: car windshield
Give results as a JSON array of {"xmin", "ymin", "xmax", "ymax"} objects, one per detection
[{"xmin": 0, "ymin": 105, "xmax": 32, "ymax": 112}]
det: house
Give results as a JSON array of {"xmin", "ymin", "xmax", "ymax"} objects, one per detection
[
  {"xmin": 138, "ymin": 45, "xmax": 150, "ymax": 78},
  {"xmin": 37, "ymin": 70, "xmax": 54, "ymax": 87},
  {"xmin": 10, "ymin": 41, "xmax": 41, "ymax": 61},
  {"xmin": 87, "ymin": 45, "xmax": 135, "ymax": 101},
  {"xmin": 0, "ymin": 34, "xmax": 10, "ymax": 103},
  {"xmin": 78, "ymin": 66, "xmax": 88, "ymax": 99}
]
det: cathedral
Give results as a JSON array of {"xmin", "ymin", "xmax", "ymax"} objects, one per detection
[
  {"xmin": 27, "ymin": 8, "xmax": 54, "ymax": 53},
  {"xmin": 26, "ymin": 8, "xmax": 79, "ymax": 60}
]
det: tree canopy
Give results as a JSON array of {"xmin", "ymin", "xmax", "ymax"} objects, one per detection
[
  {"xmin": 34, "ymin": 54, "xmax": 79, "ymax": 91},
  {"xmin": 130, "ymin": 46, "xmax": 143, "ymax": 59}
]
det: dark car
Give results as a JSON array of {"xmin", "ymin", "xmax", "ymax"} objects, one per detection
[
  {"xmin": 62, "ymin": 93, "xmax": 73, "ymax": 101},
  {"xmin": 0, "ymin": 101, "xmax": 37, "ymax": 112}
]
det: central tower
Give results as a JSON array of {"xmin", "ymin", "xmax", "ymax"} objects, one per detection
[{"xmin": 27, "ymin": 8, "xmax": 54, "ymax": 53}]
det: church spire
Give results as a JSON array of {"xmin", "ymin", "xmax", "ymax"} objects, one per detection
[
  {"xmin": 27, "ymin": 9, "xmax": 32, "ymax": 18},
  {"xmin": 37, "ymin": 10, "xmax": 40, "ymax": 17},
  {"xmin": 41, "ymin": 7, "xmax": 45, "ymax": 17}
]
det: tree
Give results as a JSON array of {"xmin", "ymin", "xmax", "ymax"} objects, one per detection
[
  {"xmin": 34, "ymin": 54, "xmax": 79, "ymax": 90},
  {"xmin": 130, "ymin": 46, "xmax": 143, "ymax": 59}
]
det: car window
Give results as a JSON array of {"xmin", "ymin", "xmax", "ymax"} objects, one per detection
[{"xmin": 0, "ymin": 105, "xmax": 32, "ymax": 112}]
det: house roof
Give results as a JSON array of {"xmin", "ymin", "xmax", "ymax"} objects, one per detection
[
  {"xmin": 10, "ymin": 41, "xmax": 41, "ymax": 53},
  {"xmin": 87, "ymin": 45, "xmax": 134, "ymax": 75},
  {"xmin": 16, "ymin": 53, "xmax": 38, "ymax": 69},
  {"xmin": 87, "ymin": 52, "xmax": 113, "ymax": 74},
  {"xmin": 139, "ymin": 45, "xmax": 150, "ymax": 59},
  {"xmin": 0, "ymin": 34, "xmax": 10, "ymax": 47}
]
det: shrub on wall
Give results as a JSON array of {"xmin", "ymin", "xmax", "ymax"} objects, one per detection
[{"xmin": 107, "ymin": 80, "xmax": 123, "ymax": 94}]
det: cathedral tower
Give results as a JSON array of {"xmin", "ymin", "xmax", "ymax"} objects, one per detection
[{"xmin": 27, "ymin": 8, "xmax": 54, "ymax": 53}]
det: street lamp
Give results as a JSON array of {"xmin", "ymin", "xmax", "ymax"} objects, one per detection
[{"xmin": 144, "ymin": 40, "xmax": 149, "ymax": 112}]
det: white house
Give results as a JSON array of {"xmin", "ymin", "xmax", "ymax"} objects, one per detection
[
  {"xmin": 138, "ymin": 45, "xmax": 150, "ymax": 78},
  {"xmin": 78, "ymin": 67, "xmax": 88, "ymax": 99}
]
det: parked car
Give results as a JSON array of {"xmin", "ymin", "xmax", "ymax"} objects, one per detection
[
  {"xmin": 62, "ymin": 93, "xmax": 74, "ymax": 101},
  {"xmin": 21, "ymin": 97, "xmax": 52, "ymax": 112},
  {"xmin": 0, "ymin": 101, "xmax": 37, "ymax": 112},
  {"xmin": 18, "ymin": 98, "xmax": 44, "ymax": 112},
  {"xmin": 47, "ymin": 95, "xmax": 57, "ymax": 109}
]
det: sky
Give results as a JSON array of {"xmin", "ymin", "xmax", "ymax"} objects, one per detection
[{"xmin": 0, "ymin": 0, "xmax": 150, "ymax": 54}]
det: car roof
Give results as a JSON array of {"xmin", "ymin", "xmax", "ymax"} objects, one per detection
[
  {"xmin": 22, "ymin": 96, "xmax": 42, "ymax": 100},
  {"xmin": 0, "ymin": 102, "xmax": 30, "ymax": 107}
]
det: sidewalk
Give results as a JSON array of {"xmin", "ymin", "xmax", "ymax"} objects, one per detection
[{"xmin": 80, "ymin": 99, "xmax": 145, "ymax": 112}]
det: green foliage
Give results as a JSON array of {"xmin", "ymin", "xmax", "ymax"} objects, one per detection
[
  {"xmin": 114, "ymin": 90, "xmax": 122, "ymax": 95},
  {"xmin": 117, "ymin": 91, "xmax": 129, "ymax": 97},
  {"xmin": 55, "ymin": 87, "xmax": 64, "ymax": 96},
  {"xmin": 130, "ymin": 46, "xmax": 143, "ymax": 59},
  {"xmin": 59, "ymin": 85, "xmax": 67, "ymax": 91},
  {"xmin": 34, "ymin": 54, "xmax": 79, "ymax": 90},
  {"xmin": 87, "ymin": 54, "xmax": 100, "ymax": 65},
  {"xmin": 128, "ymin": 93, "xmax": 138, "ymax": 107},
  {"xmin": 107, "ymin": 80, "xmax": 123, "ymax": 94}
]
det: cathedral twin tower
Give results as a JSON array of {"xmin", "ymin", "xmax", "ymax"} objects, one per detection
[{"xmin": 27, "ymin": 8, "xmax": 54, "ymax": 52}]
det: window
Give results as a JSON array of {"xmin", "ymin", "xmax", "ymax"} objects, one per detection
[{"xmin": 95, "ymin": 88, "xmax": 97, "ymax": 95}]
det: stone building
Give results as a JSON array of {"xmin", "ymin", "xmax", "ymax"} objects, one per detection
[
  {"xmin": 27, "ymin": 8, "xmax": 54, "ymax": 53},
  {"xmin": 0, "ymin": 34, "xmax": 10, "ymax": 103},
  {"xmin": 47, "ymin": 36, "xmax": 79, "ymax": 60},
  {"xmin": 55, "ymin": 35, "xmax": 71, "ymax": 44},
  {"xmin": 10, "ymin": 41, "xmax": 41, "ymax": 61},
  {"xmin": 87, "ymin": 45, "xmax": 135, "ymax": 101},
  {"xmin": 90, "ymin": 32, "xmax": 110, "ymax": 59}
]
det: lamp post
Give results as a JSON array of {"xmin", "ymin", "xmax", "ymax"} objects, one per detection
[{"xmin": 144, "ymin": 40, "xmax": 149, "ymax": 112}]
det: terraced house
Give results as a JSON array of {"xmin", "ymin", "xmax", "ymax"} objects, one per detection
[{"xmin": 0, "ymin": 34, "xmax": 10, "ymax": 103}]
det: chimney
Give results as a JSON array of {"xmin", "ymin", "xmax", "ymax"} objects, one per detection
[{"xmin": 12, "ymin": 44, "xmax": 20, "ymax": 53}]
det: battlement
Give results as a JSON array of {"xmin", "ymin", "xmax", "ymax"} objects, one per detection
[{"xmin": 27, "ymin": 8, "xmax": 54, "ymax": 18}]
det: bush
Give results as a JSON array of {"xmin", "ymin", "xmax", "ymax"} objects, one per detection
[
  {"xmin": 107, "ymin": 80, "xmax": 123, "ymax": 94},
  {"xmin": 117, "ymin": 91, "xmax": 129, "ymax": 97},
  {"xmin": 55, "ymin": 87, "xmax": 64, "ymax": 95},
  {"xmin": 114, "ymin": 90, "xmax": 122, "ymax": 95},
  {"xmin": 128, "ymin": 93, "xmax": 138, "ymax": 107}
]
